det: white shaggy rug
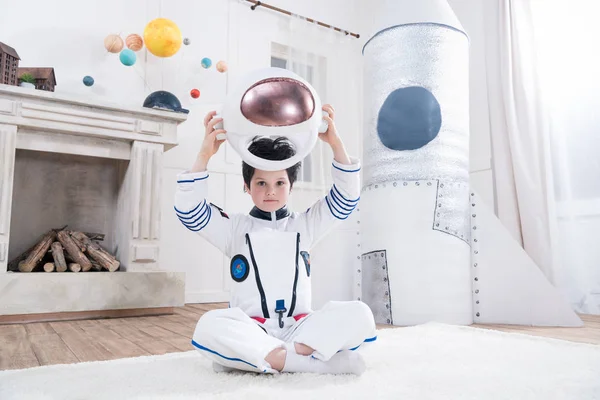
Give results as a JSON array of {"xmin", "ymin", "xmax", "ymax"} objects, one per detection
[{"xmin": 1, "ymin": 323, "xmax": 599, "ymax": 400}]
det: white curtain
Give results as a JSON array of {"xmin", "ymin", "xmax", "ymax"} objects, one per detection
[
  {"xmin": 484, "ymin": 0, "xmax": 600, "ymax": 314},
  {"xmin": 530, "ymin": 0, "xmax": 600, "ymax": 314}
]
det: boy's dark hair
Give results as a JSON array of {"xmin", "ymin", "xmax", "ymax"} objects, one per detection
[{"xmin": 242, "ymin": 137, "xmax": 302, "ymax": 188}]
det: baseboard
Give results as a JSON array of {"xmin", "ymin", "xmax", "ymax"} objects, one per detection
[
  {"xmin": 0, "ymin": 307, "xmax": 175, "ymax": 325},
  {"xmin": 185, "ymin": 291, "xmax": 230, "ymax": 304}
]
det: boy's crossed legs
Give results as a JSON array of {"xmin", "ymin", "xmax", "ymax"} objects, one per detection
[
  {"xmin": 193, "ymin": 301, "xmax": 377, "ymax": 375},
  {"xmin": 265, "ymin": 340, "xmax": 367, "ymax": 375}
]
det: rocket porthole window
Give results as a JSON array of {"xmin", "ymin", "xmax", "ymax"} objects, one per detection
[{"xmin": 377, "ymin": 86, "xmax": 441, "ymax": 151}]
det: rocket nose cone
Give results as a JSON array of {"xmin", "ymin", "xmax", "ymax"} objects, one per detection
[{"xmin": 364, "ymin": 0, "xmax": 466, "ymax": 51}]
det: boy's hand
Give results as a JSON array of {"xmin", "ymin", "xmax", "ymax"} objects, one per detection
[
  {"xmin": 318, "ymin": 104, "xmax": 351, "ymax": 165},
  {"xmin": 199, "ymin": 111, "xmax": 226, "ymax": 159},
  {"xmin": 190, "ymin": 111, "xmax": 226, "ymax": 173},
  {"xmin": 318, "ymin": 104, "xmax": 343, "ymax": 147}
]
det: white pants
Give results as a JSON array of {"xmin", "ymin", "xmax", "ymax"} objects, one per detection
[{"xmin": 192, "ymin": 300, "xmax": 377, "ymax": 373}]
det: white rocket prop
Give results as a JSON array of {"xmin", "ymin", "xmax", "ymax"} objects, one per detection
[{"xmin": 358, "ymin": 0, "xmax": 581, "ymax": 327}]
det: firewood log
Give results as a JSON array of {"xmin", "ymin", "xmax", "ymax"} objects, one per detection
[
  {"xmin": 68, "ymin": 263, "xmax": 81, "ymax": 272},
  {"xmin": 7, "ymin": 243, "xmax": 37, "ymax": 272},
  {"xmin": 70, "ymin": 231, "xmax": 120, "ymax": 272},
  {"xmin": 57, "ymin": 230, "xmax": 92, "ymax": 272},
  {"xmin": 66, "ymin": 231, "xmax": 105, "ymax": 242},
  {"xmin": 18, "ymin": 230, "xmax": 57, "ymax": 272},
  {"xmin": 50, "ymin": 242, "xmax": 68, "ymax": 272},
  {"xmin": 83, "ymin": 232, "xmax": 105, "ymax": 241},
  {"xmin": 43, "ymin": 262, "xmax": 55, "ymax": 272},
  {"xmin": 69, "ymin": 235, "xmax": 86, "ymax": 252},
  {"xmin": 90, "ymin": 260, "xmax": 103, "ymax": 271}
]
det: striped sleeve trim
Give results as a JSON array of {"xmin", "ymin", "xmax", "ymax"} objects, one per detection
[
  {"xmin": 175, "ymin": 200, "xmax": 207, "ymax": 218},
  {"xmin": 175, "ymin": 201, "xmax": 212, "ymax": 231},
  {"xmin": 177, "ymin": 174, "xmax": 209, "ymax": 184},
  {"xmin": 325, "ymin": 188, "xmax": 359, "ymax": 220},
  {"xmin": 332, "ymin": 163, "xmax": 361, "ymax": 173},
  {"xmin": 332, "ymin": 184, "xmax": 360, "ymax": 205}
]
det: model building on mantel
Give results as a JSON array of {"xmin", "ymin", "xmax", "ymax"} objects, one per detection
[{"xmin": 0, "ymin": 41, "xmax": 21, "ymax": 86}]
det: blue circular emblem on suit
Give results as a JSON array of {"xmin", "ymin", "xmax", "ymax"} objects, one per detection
[{"xmin": 230, "ymin": 255, "xmax": 250, "ymax": 282}]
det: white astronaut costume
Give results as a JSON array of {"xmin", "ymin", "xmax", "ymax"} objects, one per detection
[{"xmin": 174, "ymin": 159, "xmax": 377, "ymax": 373}]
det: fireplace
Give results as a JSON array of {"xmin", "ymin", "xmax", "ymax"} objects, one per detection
[
  {"xmin": 0, "ymin": 84, "xmax": 187, "ymax": 321},
  {"xmin": 9, "ymin": 150, "xmax": 122, "ymax": 273}
]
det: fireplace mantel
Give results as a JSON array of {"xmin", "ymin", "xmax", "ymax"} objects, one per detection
[
  {"xmin": 0, "ymin": 84, "xmax": 186, "ymax": 157},
  {"xmin": 0, "ymin": 84, "xmax": 188, "ymax": 319}
]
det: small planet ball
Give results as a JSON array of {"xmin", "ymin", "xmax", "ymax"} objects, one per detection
[
  {"xmin": 125, "ymin": 34, "xmax": 144, "ymax": 51},
  {"xmin": 183, "ymin": 37, "xmax": 191, "ymax": 45},
  {"xmin": 83, "ymin": 76, "xmax": 94, "ymax": 87},
  {"xmin": 119, "ymin": 49, "xmax": 137, "ymax": 66},
  {"xmin": 201, "ymin": 57, "xmax": 212, "ymax": 69},
  {"xmin": 190, "ymin": 88, "xmax": 200, "ymax": 99},
  {"xmin": 144, "ymin": 18, "xmax": 182, "ymax": 58},
  {"xmin": 104, "ymin": 34, "xmax": 124, "ymax": 53},
  {"xmin": 216, "ymin": 60, "xmax": 228, "ymax": 73}
]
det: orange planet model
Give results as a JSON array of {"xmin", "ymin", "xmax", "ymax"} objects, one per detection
[
  {"xmin": 216, "ymin": 60, "xmax": 228, "ymax": 73},
  {"xmin": 104, "ymin": 34, "xmax": 124, "ymax": 53},
  {"xmin": 126, "ymin": 34, "xmax": 144, "ymax": 51}
]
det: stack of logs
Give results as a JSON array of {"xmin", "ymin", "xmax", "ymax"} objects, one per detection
[{"xmin": 9, "ymin": 230, "xmax": 120, "ymax": 273}]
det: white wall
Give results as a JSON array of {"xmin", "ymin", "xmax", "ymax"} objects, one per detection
[
  {"xmin": 1, "ymin": 0, "xmax": 232, "ymax": 303},
  {"xmin": 0, "ymin": 0, "xmax": 496, "ymax": 306}
]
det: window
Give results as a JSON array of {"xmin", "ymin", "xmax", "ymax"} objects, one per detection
[{"xmin": 270, "ymin": 42, "xmax": 327, "ymax": 184}]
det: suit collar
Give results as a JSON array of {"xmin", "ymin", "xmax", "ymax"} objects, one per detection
[{"xmin": 249, "ymin": 206, "xmax": 290, "ymax": 221}]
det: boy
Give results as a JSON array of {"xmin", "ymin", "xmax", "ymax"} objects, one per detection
[{"xmin": 174, "ymin": 105, "xmax": 376, "ymax": 375}]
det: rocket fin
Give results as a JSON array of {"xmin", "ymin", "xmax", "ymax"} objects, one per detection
[{"xmin": 471, "ymin": 192, "xmax": 582, "ymax": 327}]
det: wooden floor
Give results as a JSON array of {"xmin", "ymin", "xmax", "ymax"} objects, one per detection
[{"xmin": 1, "ymin": 304, "xmax": 598, "ymax": 371}]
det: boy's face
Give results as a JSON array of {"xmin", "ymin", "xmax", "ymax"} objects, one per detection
[{"xmin": 245, "ymin": 169, "xmax": 291, "ymax": 212}]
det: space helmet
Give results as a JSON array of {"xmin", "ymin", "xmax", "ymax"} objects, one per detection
[{"xmin": 221, "ymin": 67, "xmax": 325, "ymax": 171}]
